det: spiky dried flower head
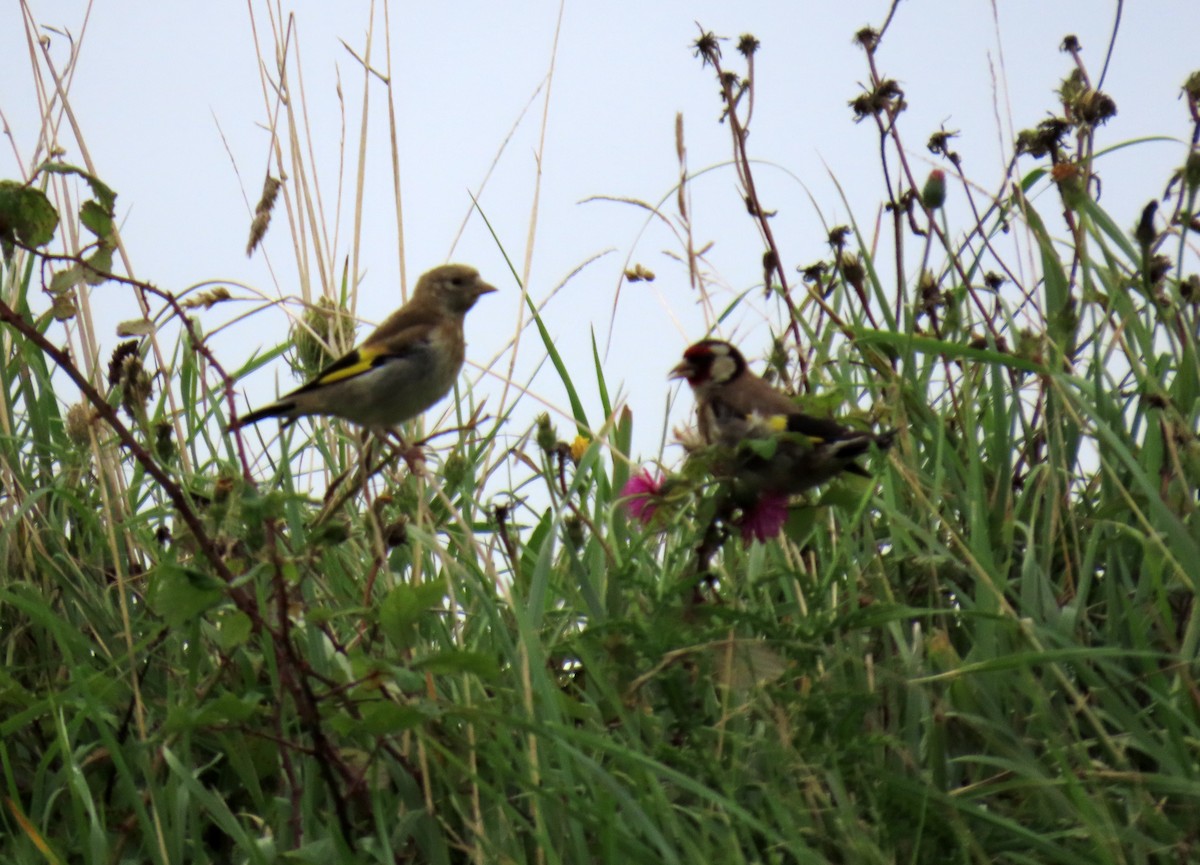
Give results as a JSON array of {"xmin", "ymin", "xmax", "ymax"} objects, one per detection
[{"xmin": 737, "ymin": 34, "xmax": 760, "ymax": 57}]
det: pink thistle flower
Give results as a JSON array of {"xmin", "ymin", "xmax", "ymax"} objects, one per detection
[
  {"xmin": 738, "ymin": 492, "xmax": 789, "ymax": 544},
  {"xmin": 620, "ymin": 469, "xmax": 664, "ymax": 524}
]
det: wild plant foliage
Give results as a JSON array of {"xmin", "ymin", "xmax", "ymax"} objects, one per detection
[{"xmin": 1, "ymin": 11, "xmax": 1197, "ymax": 864}]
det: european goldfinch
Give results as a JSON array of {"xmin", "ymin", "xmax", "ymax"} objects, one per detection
[
  {"xmin": 670, "ymin": 339, "xmax": 894, "ymax": 495},
  {"xmin": 238, "ymin": 264, "xmax": 496, "ymax": 431}
]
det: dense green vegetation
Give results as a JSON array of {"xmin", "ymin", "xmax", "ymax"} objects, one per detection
[{"xmin": 2, "ymin": 14, "xmax": 1199, "ymax": 865}]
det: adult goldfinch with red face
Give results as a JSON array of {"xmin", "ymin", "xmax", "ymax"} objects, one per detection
[
  {"xmin": 670, "ymin": 338, "xmax": 894, "ymax": 495},
  {"xmin": 237, "ymin": 264, "xmax": 496, "ymax": 431}
]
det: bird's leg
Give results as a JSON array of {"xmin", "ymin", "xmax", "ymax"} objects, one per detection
[
  {"xmin": 384, "ymin": 406, "xmax": 491, "ymax": 475},
  {"xmin": 375, "ymin": 429, "xmax": 427, "ymax": 476}
]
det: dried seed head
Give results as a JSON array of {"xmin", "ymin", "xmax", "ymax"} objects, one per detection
[
  {"xmin": 692, "ymin": 28, "xmax": 722, "ymax": 67},
  {"xmin": 853, "ymin": 27, "xmax": 880, "ymax": 52},
  {"xmin": 113, "ymin": 348, "xmax": 153, "ymax": 419},
  {"xmin": 800, "ymin": 261, "xmax": 828, "ymax": 283},
  {"xmin": 1077, "ymin": 88, "xmax": 1117, "ymax": 126},
  {"xmin": 850, "ymin": 78, "xmax": 905, "ymax": 122},
  {"xmin": 927, "ymin": 128, "xmax": 959, "ymax": 158},
  {"xmin": 246, "ymin": 175, "xmax": 282, "ymax": 256},
  {"xmin": 624, "ymin": 264, "xmax": 655, "ymax": 283},
  {"xmin": 827, "ymin": 225, "xmax": 851, "ymax": 249},
  {"xmin": 1180, "ymin": 274, "xmax": 1199, "ymax": 303},
  {"xmin": 155, "ymin": 422, "xmax": 175, "ymax": 462},
  {"xmin": 1184, "ymin": 71, "xmax": 1200, "ymax": 102},
  {"xmin": 107, "ymin": 340, "xmax": 139, "ymax": 388},
  {"xmin": 1147, "ymin": 254, "xmax": 1171, "ymax": 285},
  {"xmin": 1016, "ymin": 117, "xmax": 1071, "ymax": 159},
  {"xmin": 293, "ymin": 296, "xmax": 356, "ymax": 380},
  {"xmin": 65, "ymin": 402, "xmax": 93, "ymax": 448}
]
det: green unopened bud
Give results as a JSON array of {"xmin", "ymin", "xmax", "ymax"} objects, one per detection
[
  {"xmin": 563, "ymin": 515, "xmax": 585, "ymax": 551},
  {"xmin": 442, "ymin": 452, "xmax": 467, "ymax": 488},
  {"xmin": 1052, "ymin": 162, "xmax": 1086, "ymax": 211},
  {"xmin": 1135, "ymin": 200, "xmax": 1158, "ymax": 250},
  {"xmin": 1185, "ymin": 151, "xmax": 1200, "ymax": 193},
  {"xmin": 535, "ymin": 413, "xmax": 557, "ymax": 455},
  {"xmin": 921, "ymin": 169, "xmax": 946, "ymax": 209},
  {"xmin": 838, "ymin": 251, "xmax": 865, "ymax": 294}
]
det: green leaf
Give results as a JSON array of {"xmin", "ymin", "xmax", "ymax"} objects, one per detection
[
  {"xmin": 357, "ymin": 700, "xmax": 436, "ymax": 734},
  {"xmin": 0, "ymin": 180, "xmax": 59, "ymax": 258},
  {"xmin": 782, "ymin": 505, "xmax": 818, "ymax": 545},
  {"xmin": 379, "ymin": 576, "xmax": 448, "ymax": 649},
  {"xmin": 38, "ymin": 161, "xmax": 117, "ymax": 212},
  {"xmin": 794, "ymin": 390, "xmax": 844, "ymax": 417},
  {"xmin": 83, "ymin": 243, "xmax": 114, "ymax": 284},
  {"xmin": 611, "ymin": 404, "xmax": 633, "ymax": 498},
  {"xmin": 116, "ymin": 318, "xmax": 155, "ymax": 336},
  {"xmin": 214, "ymin": 609, "xmax": 253, "ymax": 651},
  {"xmin": 518, "ymin": 508, "xmax": 553, "ymax": 596},
  {"xmin": 741, "ymin": 437, "xmax": 779, "ymax": 460},
  {"xmin": 147, "ymin": 564, "xmax": 225, "ymax": 627},
  {"xmin": 591, "ymin": 327, "xmax": 613, "ymax": 419},
  {"xmin": 1076, "ymin": 194, "xmax": 1139, "ymax": 263},
  {"xmin": 49, "ymin": 291, "xmax": 77, "ymax": 321},
  {"xmin": 414, "ymin": 649, "xmax": 500, "ymax": 679},
  {"xmin": 856, "ymin": 328, "xmax": 1047, "ymax": 374},
  {"xmin": 819, "ymin": 473, "xmax": 876, "ymax": 507},
  {"xmin": 194, "ymin": 691, "xmax": 263, "ymax": 726},
  {"xmin": 161, "ymin": 747, "xmax": 268, "ymax": 864},
  {"xmin": 49, "ymin": 263, "xmax": 85, "ymax": 295},
  {"xmin": 79, "ymin": 199, "xmax": 114, "ymax": 240}
]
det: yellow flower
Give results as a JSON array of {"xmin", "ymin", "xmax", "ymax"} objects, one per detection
[{"xmin": 570, "ymin": 435, "xmax": 591, "ymax": 463}]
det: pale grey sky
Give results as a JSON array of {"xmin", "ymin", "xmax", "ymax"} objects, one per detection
[{"xmin": 4, "ymin": 1, "xmax": 1197, "ymax": 477}]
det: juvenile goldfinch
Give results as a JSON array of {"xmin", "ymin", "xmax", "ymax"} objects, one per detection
[
  {"xmin": 671, "ymin": 339, "xmax": 894, "ymax": 495},
  {"xmin": 238, "ymin": 264, "xmax": 496, "ymax": 430}
]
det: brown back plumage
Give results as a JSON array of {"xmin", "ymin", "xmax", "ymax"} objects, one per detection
[{"xmin": 672, "ymin": 338, "xmax": 894, "ymax": 494}]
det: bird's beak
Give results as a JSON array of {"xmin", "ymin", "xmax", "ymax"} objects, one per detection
[
  {"xmin": 669, "ymin": 360, "xmax": 693, "ymax": 381},
  {"xmin": 475, "ymin": 281, "xmax": 498, "ymax": 297}
]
